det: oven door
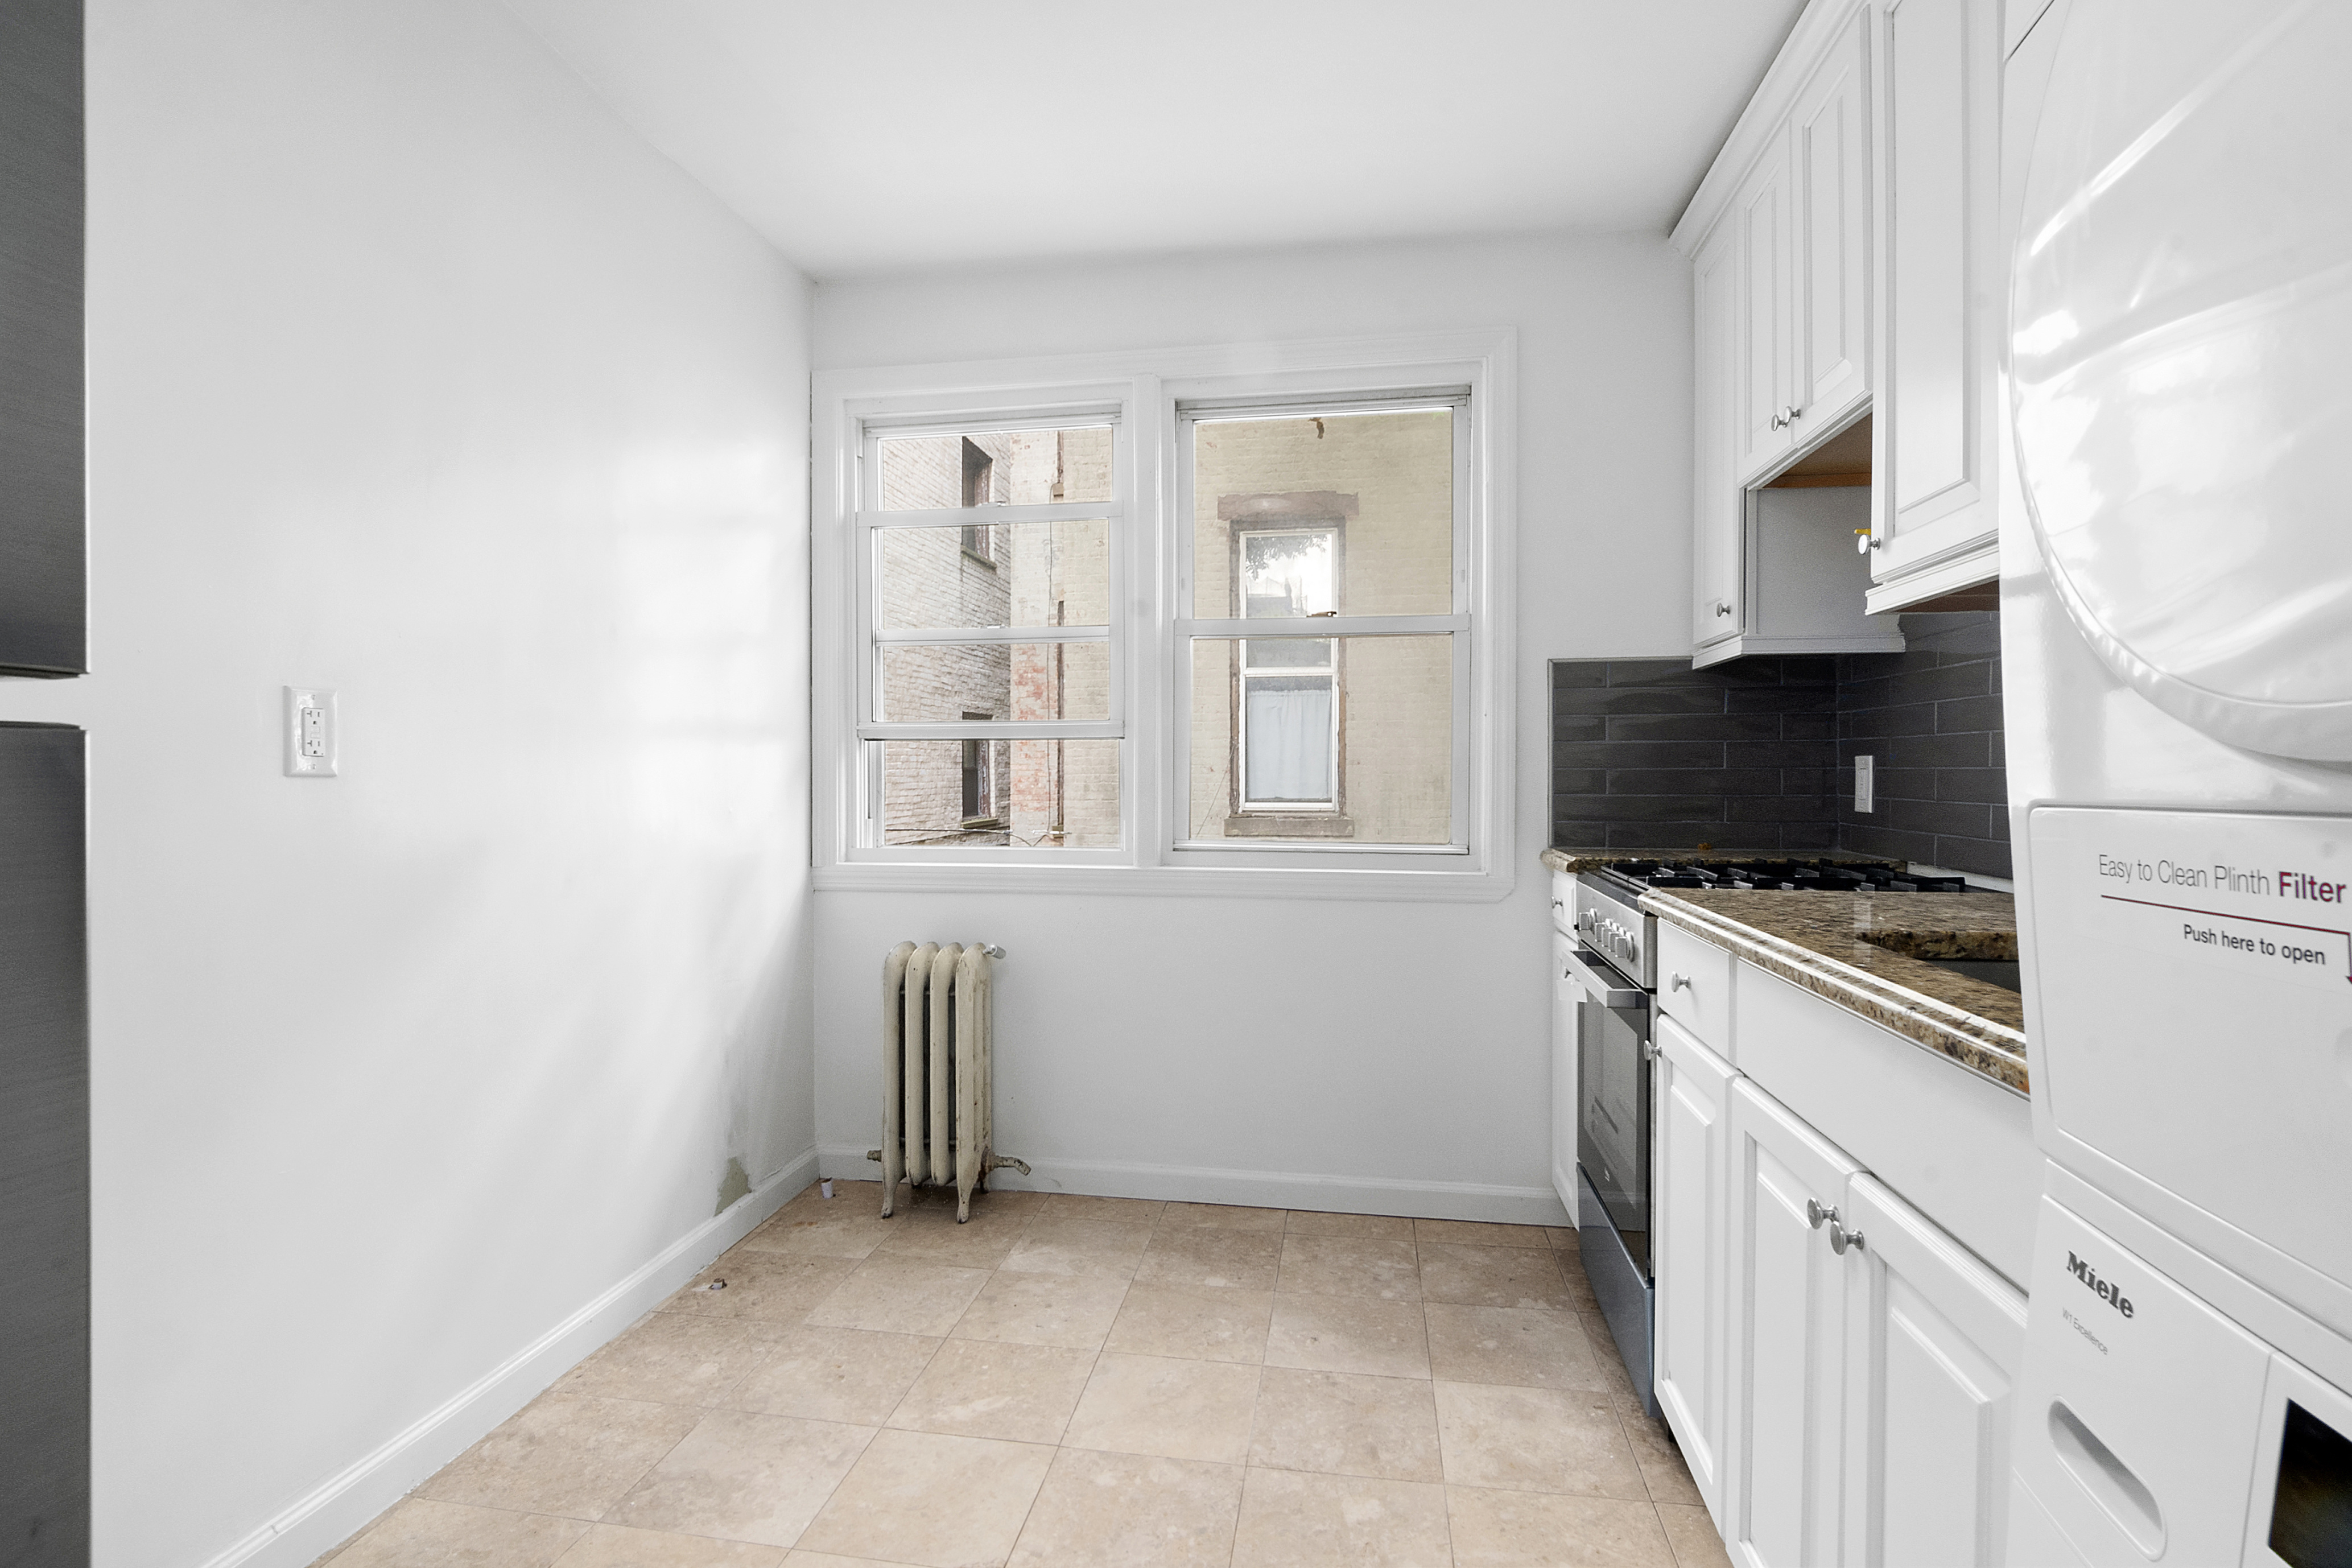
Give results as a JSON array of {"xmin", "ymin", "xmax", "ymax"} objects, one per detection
[{"xmin": 1570, "ymin": 946, "xmax": 1652, "ymax": 1276}]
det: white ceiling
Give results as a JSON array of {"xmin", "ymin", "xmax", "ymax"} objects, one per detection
[{"xmin": 502, "ymin": 1, "xmax": 1806, "ymax": 279}]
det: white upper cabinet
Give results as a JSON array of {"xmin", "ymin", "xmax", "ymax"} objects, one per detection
[
  {"xmin": 1734, "ymin": 126, "xmax": 1798, "ymax": 484},
  {"xmin": 1692, "ymin": 225, "xmax": 1744, "ymax": 648},
  {"xmin": 1864, "ymin": 0, "xmax": 2003, "ymax": 608},
  {"xmin": 1794, "ymin": 14, "xmax": 1872, "ymax": 437}
]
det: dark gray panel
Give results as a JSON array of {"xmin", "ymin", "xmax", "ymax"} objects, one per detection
[
  {"xmin": 0, "ymin": 0, "xmax": 87, "ymax": 675},
  {"xmin": 0, "ymin": 724, "xmax": 89, "ymax": 1561}
]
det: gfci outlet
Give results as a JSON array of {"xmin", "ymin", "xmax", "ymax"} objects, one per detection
[
  {"xmin": 286, "ymin": 687, "xmax": 338, "ymax": 777},
  {"xmin": 1854, "ymin": 753, "xmax": 1875, "ymax": 814}
]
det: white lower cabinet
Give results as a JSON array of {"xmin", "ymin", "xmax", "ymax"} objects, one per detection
[
  {"xmin": 1838, "ymin": 1172, "xmax": 2027, "ymax": 1567},
  {"xmin": 1653, "ymin": 1014, "xmax": 1736, "ymax": 1523},
  {"xmin": 1656, "ymin": 978, "xmax": 2029, "ymax": 1566},
  {"xmin": 1726, "ymin": 1078, "xmax": 1862, "ymax": 1568}
]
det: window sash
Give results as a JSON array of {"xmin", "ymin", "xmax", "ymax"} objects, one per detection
[{"xmin": 1171, "ymin": 396, "xmax": 1475, "ymax": 856}]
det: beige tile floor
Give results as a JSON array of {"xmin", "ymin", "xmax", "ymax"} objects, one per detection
[{"xmin": 317, "ymin": 1182, "xmax": 1735, "ymax": 1568}]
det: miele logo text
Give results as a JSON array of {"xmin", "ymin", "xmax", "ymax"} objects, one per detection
[{"xmin": 2068, "ymin": 1253, "xmax": 2135, "ymax": 1319}]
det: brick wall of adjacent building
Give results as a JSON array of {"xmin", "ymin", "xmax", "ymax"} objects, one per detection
[{"xmin": 1548, "ymin": 610, "xmax": 2011, "ymax": 877}]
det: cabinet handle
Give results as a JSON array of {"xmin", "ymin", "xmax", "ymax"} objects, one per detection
[
  {"xmin": 1829, "ymin": 1220, "xmax": 1866, "ymax": 1256},
  {"xmin": 1806, "ymin": 1199, "xmax": 1839, "ymax": 1231},
  {"xmin": 1669, "ymin": 973, "xmax": 1692, "ymax": 992},
  {"xmin": 1786, "ymin": 404, "xmax": 1804, "ymax": 423},
  {"xmin": 1768, "ymin": 411, "xmax": 1788, "ymax": 430},
  {"xmin": 1714, "ymin": 601, "xmax": 1734, "ymax": 618}
]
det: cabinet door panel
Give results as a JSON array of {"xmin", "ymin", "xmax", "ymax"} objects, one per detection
[
  {"xmin": 1551, "ymin": 931, "xmax": 1581, "ymax": 1216},
  {"xmin": 1841, "ymin": 1172, "xmax": 2025, "ymax": 1568},
  {"xmin": 1796, "ymin": 13, "xmax": 1871, "ymax": 431},
  {"xmin": 1871, "ymin": 0, "xmax": 2001, "ymax": 592},
  {"xmin": 1653, "ymin": 1015, "xmax": 1736, "ymax": 1520},
  {"xmin": 1734, "ymin": 129, "xmax": 1796, "ymax": 482},
  {"xmin": 1693, "ymin": 227, "xmax": 1744, "ymax": 645},
  {"xmin": 1727, "ymin": 1079, "xmax": 1859, "ymax": 1568}
]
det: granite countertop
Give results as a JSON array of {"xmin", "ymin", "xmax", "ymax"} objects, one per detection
[{"xmin": 1639, "ymin": 888, "xmax": 2029, "ymax": 1096}]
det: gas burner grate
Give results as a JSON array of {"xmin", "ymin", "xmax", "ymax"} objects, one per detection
[{"xmin": 1606, "ymin": 860, "xmax": 1967, "ymax": 893}]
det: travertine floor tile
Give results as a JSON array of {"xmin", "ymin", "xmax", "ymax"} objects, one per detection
[
  {"xmin": 1425, "ymin": 1303, "xmax": 1602, "ymax": 1390},
  {"xmin": 1545, "ymin": 1227, "xmax": 1581, "ymax": 1252},
  {"xmin": 1229, "ymin": 1468, "xmax": 1451, "ymax": 1568},
  {"xmin": 782, "ymin": 1555, "xmax": 921, "ymax": 1568},
  {"xmin": 554, "ymin": 1313, "xmax": 775, "ymax": 1408},
  {"xmin": 1283, "ymin": 1211, "xmax": 1414, "ymax": 1241},
  {"xmin": 1276, "ymin": 1236, "xmax": 1421, "ymax": 1301},
  {"xmin": 1434, "ymin": 1382, "xmax": 1647, "ymax": 1500},
  {"xmin": 1038, "ymin": 1192, "xmax": 1164, "ymax": 1224},
  {"xmin": 868, "ymin": 1207, "xmax": 1032, "ymax": 1268},
  {"xmin": 331, "ymin": 1497, "xmax": 587, "ymax": 1568},
  {"xmin": 1135, "ymin": 1228, "xmax": 1284, "ymax": 1293},
  {"xmin": 1062, "ymin": 1352, "xmax": 1262, "ymax": 1464},
  {"xmin": 1624, "ymin": 1412, "xmax": 1703, "ymax": 1507},
  {"xmin": 418, "ymin": 1393, "xmax": 698, "ymax": 1519},
  {"xmin": 998, "ymin": 1218, "xmax": 1152, "ymax": 1280},
  {"xmin": 1006, "ymin": 1449, "xmax": 1244, "ymax": 1568},
  {"xmin": 1418, "ymin": 1245, "xmax": 1575, "ymax": 1311},
  {"xmin": 1414, "ymin": 1219, "xmax": 1553, "ymax": 1250},
  {"xmin": 604, "ymin": 1410, "xmax": 873, "ymax": 1546},
  {"xmin": 1247, "ymin": 1367, "xmax": 1442, "ymax": 1482},
  {"xmin": 1656, "ymin": 1503, "xmax": 1734, "ymax": 1567},
  {"xmin": 951, "ymin": 1269, "xmax": 1128, "ymax": 1350},
  {"xmin": 668, "ymin": 1257, "xmax": 860, "ymax": 1326},
  {"xmin": 553, "ymin": 1522, "xmax": 786, "ymax": 1567},
  {"xmin": 1445, "ymin": 1486, "xmax": 1679, "ymax": 1567},
  {"xmin": 1104, "ymin": 1285, "xmax": 1273, "ymax": 1365},
  {"xmin": 1160, "ymin": 1202, "xmax": 1288, "ymax": 1232},
  {"xmin": 1264, "ymin": 1294, "xmax": 1430, "ymax": 1380},
  {"xmin": 887, "ymin": 1338, "xmax": 1095, "ymax": 1444},
  {"xmin": 797, "ymin": 1428, "xmax": 1055, "ymax": 1567},
  {"xmin": 804, "ymin": 1258, "xmax": 992, "ymax": 1338},
  {"xmin": 727, "ymin": 1326, "xmax": 940, "ymax": 1426},
  {"xmin": 1555, "ymin": 1256, "xmax": 1603, "ymax": 1314},
  {"xmin": 741, "ymin": 1202, "xmax": 898, "ymax": 1262}
]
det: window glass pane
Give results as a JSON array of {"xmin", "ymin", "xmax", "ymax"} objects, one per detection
[
  {"xmin": 1187, "ymin": 636, "xmax": 1453, "ymax": 844},
  {"xmin": 878, "ymin": 641, "xmax": 1110, "ymax": 724},
  {"xmin": 1192, "ymin": 407, "xmax": 1453, "ymax": 618},
  {"xmin": 877, "ymin": 424, "xmax": 1114, "ymax": 509},
  {"xmin": 1243, "ymin": 636, "xmax": 1332, "ymax": 670},
  {"xmin": 879, "ymin": 738, "xmax": 1120, "ymax": 848},
  {"xmin": 878, "ymin": 520, "xmax": 1111, "ymax": 630}
]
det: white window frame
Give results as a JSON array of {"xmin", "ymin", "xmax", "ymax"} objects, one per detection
[{"xmin": 811, "ymin": 329, "xmax": 1516, "ymax": 901}]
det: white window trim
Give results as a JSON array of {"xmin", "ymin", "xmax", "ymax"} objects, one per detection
[{"xmin": 811, "ymin": 329, "xmax": 1517, "ymax": 902}]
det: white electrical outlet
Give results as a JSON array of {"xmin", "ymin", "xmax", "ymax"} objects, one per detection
[
  {"xmin": 1854, "ymin": 753, "xmax": 1875, "ymax": 814},
  {"xmin": 286, "ymin": 687, "xmax": 338, "ymax": 777}
]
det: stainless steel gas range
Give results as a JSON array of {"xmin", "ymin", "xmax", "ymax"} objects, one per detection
[{"xmin": 1552, "ymin": 857, "xmax": 1965, "ymax": 1416}]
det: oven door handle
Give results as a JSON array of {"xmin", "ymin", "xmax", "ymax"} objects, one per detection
[{"xmin": 1565, "ymin": 947, "xmax": 1649, "ymax": 1013}]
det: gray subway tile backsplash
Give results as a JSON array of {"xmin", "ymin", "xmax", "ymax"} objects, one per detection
[{"xmin": 1549, "ymin": 610, "xmax": 2009, "ymax": 878}]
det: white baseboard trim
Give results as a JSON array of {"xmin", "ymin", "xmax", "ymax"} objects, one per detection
[
  {"xmin": 200, "ymin": 1145, "xmax": 820, "ymax": 1568},
  {"xmin": 816, "ymin": 1143, "xmax": 1569, "ymax": 1225}
]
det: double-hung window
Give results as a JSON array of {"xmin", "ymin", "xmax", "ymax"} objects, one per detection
[{"xmin": 813, "ymin": 332, "xmax": 1515, "ymax": 897}]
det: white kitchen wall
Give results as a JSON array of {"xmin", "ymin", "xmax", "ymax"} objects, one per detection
[
  {"xmin": 811, "ymin": 235, "xmax": 1691, "ymax": 1218},
  {"xmin": 0, "ymin": 3, "xmax": 815, "ymax": 1563}
]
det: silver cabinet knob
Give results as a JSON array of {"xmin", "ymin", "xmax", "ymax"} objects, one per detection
[
  {"xmin": 1786, "ymin": 405, "xmax": 1804, "ymax": 422},
  {"xmin": 1806, "ymin": 1199, "xmax": 1839, "ymax": 1231},
  {"xmin": 1669, "ymin": 973, "xmax": 1692, "ymax": 992},
  {"xmin": 1714, "ymin": 601, "xmax": 1734, "ymax": 617},
  {"xmin": 1829, "ymin": 1221, "xmax": 1866, "ymax": 1256}
]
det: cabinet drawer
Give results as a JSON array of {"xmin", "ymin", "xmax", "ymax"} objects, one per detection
[{"xmin": 1656, "ymin": 921, "xmax": 1734, "ymax": 1047}]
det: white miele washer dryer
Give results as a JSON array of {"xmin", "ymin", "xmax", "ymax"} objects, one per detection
[{"xmin": 2003, "ymin": 0, "xmax": 2352, "ymax": 1562}]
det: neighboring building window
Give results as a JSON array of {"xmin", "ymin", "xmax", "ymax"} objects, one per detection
[
  {"xmin": 959, "ymin": 438, "xmax": 996, "ymax": 564},
  {"xmin": 1233, "ymin": 521, "xmax": 1343, "ymax": 826}
]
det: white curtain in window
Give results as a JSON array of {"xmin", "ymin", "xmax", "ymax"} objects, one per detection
[{"xmin": 1245, "ymin": 683, "xmax": 1333, "ymax": 803}]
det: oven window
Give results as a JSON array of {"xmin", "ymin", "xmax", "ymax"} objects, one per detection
[{"xmin": 1577, "ymin": 983, "xmax": 1650, "ymax": 1273}]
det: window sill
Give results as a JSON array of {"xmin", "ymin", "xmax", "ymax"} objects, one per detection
[{"xmin": 812, "ymin": 859, "xmax": 1515, "ymax": 903}]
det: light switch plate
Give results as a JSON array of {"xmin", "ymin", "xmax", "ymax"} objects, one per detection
[
  {"xmin": 1854, "ymin": 753, "xmax": 1874, "ymax": 814},
  {"xmin": 286, "ymin": 687, "xmax": 337, "ymax": 777}
]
